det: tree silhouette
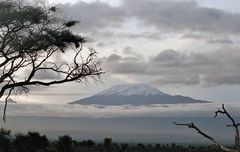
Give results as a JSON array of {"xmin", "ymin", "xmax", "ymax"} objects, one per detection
[
  {"xmin": 0, "ymin": 128, "xmax": 12, "ymax": 152},
  {"xmin": 0, "ymin": 0, "xmax": 103, "ymax": 121},
  {"xmin": 104, "ymin": 137, "xmax": 112, "ymax": 152},
  {"xmin": 56, "ymin": 135, "xmax": 73, "ymax": 152},
  {"xmin": 174, "ymin": 104, "xmax": 240, "ymax": 152},
  {"xmin": 14, "ymin": 132, "xmax": 49, "ymax": 152},
  {"xmin": 0, "ymin": 129, "xmax": 228, "ymax": 152}
]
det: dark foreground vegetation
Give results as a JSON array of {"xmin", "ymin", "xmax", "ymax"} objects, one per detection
[{"xmin": 0, "ymin": 128, "xmax": 228, "ymax": 152}]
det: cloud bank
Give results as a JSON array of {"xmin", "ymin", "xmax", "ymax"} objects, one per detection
[
  {"xmin": 57, "ymin": 0, "xmax": 240, "ymax": 87},
  {"xmin": 104, "ymin": 48, "xmax": 240, "ymax": 86},
  {"xmin": 60, "ymin": 0, "xmax": 240, "ymax": 35},
  {"xmin": 0, "ymin": 103, "xmax": 223, "ymax": 118}
]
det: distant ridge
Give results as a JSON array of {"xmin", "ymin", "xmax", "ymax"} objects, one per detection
[{"xmin": 69, "ymin": 84, "xmax": 209, "ymax": 105}]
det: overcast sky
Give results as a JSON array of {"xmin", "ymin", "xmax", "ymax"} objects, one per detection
[{"xmin": 11, "ymin": 0, "xmax": 240, "ymax": 104}]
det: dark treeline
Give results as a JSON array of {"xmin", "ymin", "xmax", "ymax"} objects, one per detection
[{"xmin": 0, "ymin": 128, "xmax": 226, "ymax": 152}]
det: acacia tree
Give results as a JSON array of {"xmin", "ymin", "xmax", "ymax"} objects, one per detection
[
  {"xmin": 174, "ymin": 104, "xmax": 240, "ymax": 152},
  {"xmin": 0, "ymin": 0, "xmax": 103, "ymax": 121}
]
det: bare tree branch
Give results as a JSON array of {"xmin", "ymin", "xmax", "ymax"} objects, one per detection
[
  {"xmin": 174, "ymin": 104, "xmax": 240, "ymax": 152},
  {"xmin": 215, "ymin": 104, "xmax": 240, "ymax": 151},
  {"xmin": 173, "ymin": 121, "xmax": 235, "ymax": 152}
]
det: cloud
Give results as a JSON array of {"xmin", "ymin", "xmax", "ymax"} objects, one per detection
[
  {"xmin": 104, "ymin": 54, "xmax": 146, "ymax": 74},
  {"xmin": 122, "ymin": 46, "xmax": 133, "ymax": 54},
  {"xmin": 29, "ymin": 0, "xmax": 240, "ymax": 87},
  {"xmin": 123, "ymin": 0, "xmax": 240, "ymax": 34},
  {"xmin": 59, "ymin": 0, "xmax": 240, "ymax": 36},
  {"xmin": 104, "ymin": 48, "xmax": 240, "ymax": 86},
  {"xmin": 182, "ymin": 33, "xmax": 234, "ymax": 44},
  {"xmin": 33, "ymin": 70, "xmax": 62, "ymax": 80},
  {"xmin": 114, "ymin": 32, "xmax": 162, "ymax": 40},
  {"xmin": 207, "ymin": 38, "xmax": 233, "ymax": 44},
  {"xmin": 1, "ymin": 102, "xmax": 221, "ymax": 118},
  {"xmin": 96, "ymin": 42, "xmax": 107, "ymax": 47},
  {"xmin": 60, "ymin": 1, "xmax": 126, "ymax": 32},
  {"xmin": 22, "ymin": 69, "xmax": 62, "ymax": 80},
  {"xmin": 181, "ymin": 33, "xmax": 206, "ymax": 40}
]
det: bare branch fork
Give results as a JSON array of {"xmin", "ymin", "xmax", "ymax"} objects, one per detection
[{"xmin": 174, "ymin": 104, "xmax": 240, "ymax": 152}]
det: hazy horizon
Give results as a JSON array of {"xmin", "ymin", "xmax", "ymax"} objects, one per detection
[{"xmin": 0, "ymin": 103, "xmax": 238, "ymax": 144}]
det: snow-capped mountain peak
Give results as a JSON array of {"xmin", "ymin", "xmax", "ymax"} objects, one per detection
[
  {"xmin": 69, "ymin": 83, "xmax": 209, "ymax": 105},
  {"xmin": 96, "ymin": 84, "xmax": 166, "ymax": 96}
]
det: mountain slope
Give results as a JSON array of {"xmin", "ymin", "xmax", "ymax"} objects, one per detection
[{"xmin": 69, "ymin": 84, "xmax": 209, "ymax": 105}]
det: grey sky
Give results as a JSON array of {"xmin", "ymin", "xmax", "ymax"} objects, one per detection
[{"xmin": 12, "ymin": 0, "xmax": 240, "ymax": 104}]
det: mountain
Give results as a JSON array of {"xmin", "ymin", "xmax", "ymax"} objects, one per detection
[
  {"xmin": 96, "ymin": 84, "xmax": 167, "ymax": 96},
  {"xmin": 69, "ymin": 84, "xmax": 209, "ymax": 105}
]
